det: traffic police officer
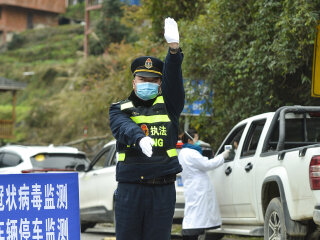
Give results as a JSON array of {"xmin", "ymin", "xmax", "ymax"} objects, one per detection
[{"xmin": 109, "ymin": 17, "xmax": 184, "ymax": 240}]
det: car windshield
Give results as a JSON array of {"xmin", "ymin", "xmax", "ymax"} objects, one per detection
[{"xmin": 30, "ymin": 153, "xmax": 89, "ymax": 170}]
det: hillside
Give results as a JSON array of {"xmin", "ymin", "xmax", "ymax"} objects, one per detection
[
  {"xmin": 0, "ymin": 24, "xmax": 84, "ymax": 142},
  {"xmin": 0, "ymin": 23, "xmax": 166, "ymax": 148}
]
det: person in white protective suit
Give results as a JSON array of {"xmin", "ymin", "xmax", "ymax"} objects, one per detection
[{"xmin": 178, "ymin": 129, "xmax": 229, "ymax": 240}]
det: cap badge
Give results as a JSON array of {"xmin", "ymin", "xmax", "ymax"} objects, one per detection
[{"xmin": 145, "ymin": 58, "xmax": 153, "ymax": 69}]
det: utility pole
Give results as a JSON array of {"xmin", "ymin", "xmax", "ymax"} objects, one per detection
[{"xmin": 84, "ymin": 0, "xmax": 102, "ymax": 57}]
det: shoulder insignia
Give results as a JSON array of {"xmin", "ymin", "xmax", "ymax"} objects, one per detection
[
  {"xmin": 120, "ymin": 101, "xmax": 134, "ymax": 111},
  {"xmin": 111, "ymin": 101, "xmax": 121, "ymax": 105}
]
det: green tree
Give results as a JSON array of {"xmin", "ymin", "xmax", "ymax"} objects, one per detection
[
  {"xmin": 180, "ymin": 0, "xmax": 320, "ymax": 149},
  {"xmin": 90, "ymin": 0, "xmax": 132, "ymax": 55},
  {"xmin": 62, "ymin": 2, "xmax": 85, "ymax": 21},
  {"xmin": 141, "ymin": 0, "xmax": 209, "ymax": 41}
]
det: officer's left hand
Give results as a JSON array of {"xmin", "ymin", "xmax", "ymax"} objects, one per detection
[{"xmin": 139, "ymin": 136, "xmax": 154, "ymax": 157}]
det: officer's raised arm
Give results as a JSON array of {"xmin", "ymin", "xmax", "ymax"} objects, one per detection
[{"xmin": 162, "ymin": 17, "xmax": 185, "ymax": 118}]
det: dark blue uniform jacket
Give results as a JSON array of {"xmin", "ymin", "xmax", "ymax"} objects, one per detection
[{"xmin": 109, "ymin": 49, "xmax": 185, "ymax": 182}]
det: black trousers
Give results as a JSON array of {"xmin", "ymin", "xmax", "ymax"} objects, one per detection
[
  {"xmin": 182, "ymin": 225, "xmax": 220, "ymax": 240},
  {"xmin": 182, "ymin": 235, "xmax": 199, "ymax": 240},
  {"xmin": 182, "ymin": 228, "xmax": 204, "ymax": 240},
  {"xmin": 115, "ymin": 182, "xmax": 176, "ymax": 240}
]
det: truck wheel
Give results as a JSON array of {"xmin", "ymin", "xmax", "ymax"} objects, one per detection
[{"xmin": 264, "ymin": 197, "xmax": 304, "ymax": 240}]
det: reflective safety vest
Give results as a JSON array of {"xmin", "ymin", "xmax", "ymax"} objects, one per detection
[{"xmin": 118, "ymin": 95, "xmax": 177, "ymax": 164}]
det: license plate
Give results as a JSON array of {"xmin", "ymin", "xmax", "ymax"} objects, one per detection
[{"xmin": 176, "ymin": 175, "xmax": 183, "ymax": 187}]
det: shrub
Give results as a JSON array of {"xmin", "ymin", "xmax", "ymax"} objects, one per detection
[{"xmin": 7, "ymin": 34, "xmax": 25, "ymax": 50}]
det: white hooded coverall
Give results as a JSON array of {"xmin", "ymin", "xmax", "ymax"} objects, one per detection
[{"xmin": 178, "ymin": 148, "xmax": 224, "ymax": 230}]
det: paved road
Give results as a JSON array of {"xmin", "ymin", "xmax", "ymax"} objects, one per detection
[
  {"xmin": 80, "ymin": 224, "xmax": 262, "ymax": 240},
  {"xmin": 80, "ymin": 224, "xmax": 114, "ymax": 240},
  {"xmin": 81, "ymin": 225, "xmax": 182, "ymax": 240},
  {"xmin": 80, "ymin": 224, "xmax": 182, "ymax": 240}
]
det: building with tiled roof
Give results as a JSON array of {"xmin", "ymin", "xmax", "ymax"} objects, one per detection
[{"xmin": 0, "ymin": 0, "xmax": 66, "ymax": 44}]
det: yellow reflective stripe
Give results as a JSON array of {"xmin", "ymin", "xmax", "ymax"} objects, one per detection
[
  {"xmin": 119, "ymin": 149, "xmax": 176, "ymax": 161},
  {"xmin": 134, "ymin": 69, "xmax": 162, "ymax": 76},
  {"xmin": 121, "ymin": 102, "xmax": 134, "ymax": 110},
  {"xmin": 167, "ymin": 149, "xmax": 177, "ymax": 158},
  {"xmin": 118, "ymin": 153, "xmax": 125, "ymax": 161},
  {"xmin": 130, "ymin": 115, "xmax": 170, "ymax": 124},
  {"xmin": 153, "ymin": 96, "xmax": 164, "ymax": 105}
]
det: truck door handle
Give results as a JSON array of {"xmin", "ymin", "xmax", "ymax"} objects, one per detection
[
  {"xmin": 245, "ymin": 162, "xmax": 253, "ymax": 172},
  {"xmin": 225, "ymin": 166, "xmax": 232, "ymax": 176}
]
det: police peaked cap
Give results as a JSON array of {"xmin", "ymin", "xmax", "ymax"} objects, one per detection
[{"xmin": 131, "ymin": 56, "xmax": 164, "ymax": 78}]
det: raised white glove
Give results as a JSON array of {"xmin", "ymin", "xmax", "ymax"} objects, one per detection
[
  {"xmin": 222, "ymin": 149, "xmax": 230, "ymax": 160},
  {"xmin": 164, "ymin": 17, "xmax": 179, "ymax": 43},
  {"xmin": 139, "ymin": 136, "xmax": 154, "ymax": 157}
]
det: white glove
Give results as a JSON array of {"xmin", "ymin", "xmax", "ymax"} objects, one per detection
[
  {"xmin": 222, "ymin": 150, "xmax": 230, "ymax": 160},
  {"xmin": 164, "ymin": 17, "xmax": 179, "ymax": 43},
  {"xmin": 139, "ymin": 136, "xmax": 154, "ymax": 157}
]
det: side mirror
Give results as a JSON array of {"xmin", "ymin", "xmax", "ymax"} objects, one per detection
[{"xmin": 75, "ymin": 164, "xmax": 86, "ymax": 172}]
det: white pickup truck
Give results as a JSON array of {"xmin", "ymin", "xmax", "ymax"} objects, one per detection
[{"xmin": 207, "ymin": 106, "xmax": 320, "ymax": 240}]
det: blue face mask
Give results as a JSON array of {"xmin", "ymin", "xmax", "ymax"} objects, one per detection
[
  {"xmin": 136, "ymin": 82, "xmax": 159, "ymax": 100},
  {"xmin": 194, "ymin": 141, "xmax": 201, "ymax": 146}
]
